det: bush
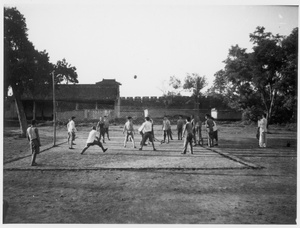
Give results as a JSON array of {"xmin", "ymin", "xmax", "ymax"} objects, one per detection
[{"xmin": 242, "ymin": 106, "xmax": 262, "ymax": 122}]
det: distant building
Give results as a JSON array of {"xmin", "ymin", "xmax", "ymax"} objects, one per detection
[
  {"xmin": 5, "ymin": 79, "xmax": 242, "ymax": 121},
  {"xmin": 5, "ymin": 79, "xmax": 122, "ymax": 120}
]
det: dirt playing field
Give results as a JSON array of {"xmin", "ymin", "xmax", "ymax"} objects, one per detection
[{"xmin": 3, "ymin": 121, "xmax": 297, "ymax": 224}]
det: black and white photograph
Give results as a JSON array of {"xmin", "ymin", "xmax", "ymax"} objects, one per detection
[{"xmin": 2, "ymin": 0, "xmax": 298, "ymax": 225}]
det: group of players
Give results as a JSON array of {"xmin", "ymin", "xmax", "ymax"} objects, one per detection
[
  {"xmin": 25, "ymin": 113, "xmax": 218, "ymax": 166},
  {"xmin": 67, "ymin": 114, "xmax": 219, "ymax": 155}
]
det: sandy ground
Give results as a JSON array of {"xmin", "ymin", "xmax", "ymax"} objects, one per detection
[{"xmin": 2, "ymin": 122, "xmax": 297, "ymax": 224}]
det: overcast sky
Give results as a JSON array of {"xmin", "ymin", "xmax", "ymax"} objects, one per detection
[{"xmin": 3, "ymin": 0, "xmax": 299, "ymax": 97}]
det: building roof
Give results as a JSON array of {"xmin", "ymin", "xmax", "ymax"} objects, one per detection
[
  {"xmin": 96, "ymin": 79, "xmax": 122, "ymax": 86},
  {"xmin": 55, "ymin": 84, "xmax": 118, "ymax": 102},
  {"xmin": 21, "ymin": 79, "xmax": 121, "ymax": 102}
]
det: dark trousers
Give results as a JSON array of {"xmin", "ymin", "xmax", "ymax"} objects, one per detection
[
  {"xmin": 30, "ymin": 139, "xmax": 40, "ymax": 165},
  {"xmin": 103, "ymin": 127, "xmax": 110, "ymax": 140},
  {"xmin": 177, "ymin": 127, "xmax": 183, "ymax": 140},
  {"xmin": 81, "ymin": 140, "xmax": 105, "ymax": 154},
  {"xmin": 98, "ymin": 129, "xmax": 105, "ymax": 141},
  {"xmin": 183, "ymin": 133, "xmax": 193, "ymax": 154},
  {"xmin": 163, "ymin": 130, "xmax": 171, "ymax": 142},
  {"xmin": 140, "ymin": 132, "xmax": 156, "ymax": 150}
]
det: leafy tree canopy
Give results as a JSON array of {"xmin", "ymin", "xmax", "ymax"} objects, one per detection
[
  {"xmin": 4, "ymin": 7, "xmax": 79, "ymax": 136},
  {"xmin": 211, "ymin": 26, "xmax": 297, "ymax": 123},
  {"xmin": 55, "ymin": 58, "xmax": 78, "ymax": 84}
]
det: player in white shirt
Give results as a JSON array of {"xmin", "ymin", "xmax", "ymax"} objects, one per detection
[
  {"xmin": 26, "ymin": 120, "xmax": 41, "ymax": 166},
  {"xmin": 81, "ymin": 126, "xmax": 108, "ymax": 154},
  {"xmin": 67, "ymin": 116, "xmax": 77, "ymax": 149},
  {"xmin": 259, "ymin": 114, "xmax": 268, "ymax": 148},
  {"xmin": 123, "ymin": 116, "xmax": 136, "ymax": 148},
  {"xmin": 138, "ymin": 117, "xmax": 157, "ymax": 151}
]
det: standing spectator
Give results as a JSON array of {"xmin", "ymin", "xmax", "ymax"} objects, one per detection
[
  {"xmin": 191, "ymin": 114, "xmax": 197, "ymax": 145},
  {"xmin": 67, "ymin": 119, "xmax": 71, "ymax": 145},
  {"xmin": 26, "ymin": 120, "xmax": 41, "ymax": 166},
  {"xmin": 162, "ymin": 116, "xmax": 171, "ymax": 143},
  {"xmin": 81, "ymin": 126, "xmax": 108, "ymax": 154},
  {"xmin": 67, "ymin": 116, "xmax": 77, "ymax": 149},
  {"xmin": 212, "ymin": 119, "xmax": 218, "ymax": 146},
  {"xmin": 176, "ymin": 115, "xmax": 185, "ymax": 140},
  {"xmin": 259, "ymin": 113, "xmax": 268, "ymax": 148},
  {"xmin": 256, "ymin": 116, "xmax": 262, "ymax": 143},
  {"xmin": 67, "ymin": 118, "xmax": 71, "ymax": 144},
  {"xmin": 195, "ymin": 116, "xmax": 203, "ymax": 146},
  {"xmin": 123, "ymin": 116, "xmax": 136, "ymax": 148},
  {"xmin": 103, "ymin": 116, "xmax": 111, "ymax": 141},
  {"xmin": 139, "ymin": 117, "xmax": 157, "ymax": 151},
  {"xmin": 181, "ymin": 116, "xmax": 194, "ymax": 154},
  {"xmin": 205, "ymin": 114, "xmax": 215, "ymax": 147},
  {"xmin": 96, "ymin": 116, "xmax": 105, "ymax": 143}
]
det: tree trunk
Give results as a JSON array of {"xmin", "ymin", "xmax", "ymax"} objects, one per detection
[
  {"xmin": 12, "ymin": 86, "xmax": 28, "ymax": 137},
  {"xmin": 33, "ymin": 101, "xmax": 36, "ymax": 120},
  {"xmin": 267, "ymin": 89, "xmax": 277, "ymax": 125}
]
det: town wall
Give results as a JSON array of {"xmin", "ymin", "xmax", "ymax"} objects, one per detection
[
  {"xmin": 119, "ymin": 96, "xmax": 227, "ymax": 110},
  {"xmin": 5, "ymin": 95, "xmax": 242, "ymax": 122},
  {"xmin": 211, "ymin": 108, "xmax": 242, "ymax": 121},
  {"xmin": 119, "ymin": 106, "xmax": 211, "ymax": 119},
  {"xmin": 56, "ymin": 109, "xmax": 115, "ymax": 122}
]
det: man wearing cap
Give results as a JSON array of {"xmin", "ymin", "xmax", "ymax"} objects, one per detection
[{"xmin": 68, "ymin": 116, "xmax": 77, "ymax": 149}]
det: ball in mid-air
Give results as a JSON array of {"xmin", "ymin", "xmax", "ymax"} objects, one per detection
[{"xmin": 134, "ymin": 75, "xmax": 137, "ymax": 79}]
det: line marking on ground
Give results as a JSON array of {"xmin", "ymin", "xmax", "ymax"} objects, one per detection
[{"xmin": 208, "ymin": 147, "xmax": 264, "ymax": 169}]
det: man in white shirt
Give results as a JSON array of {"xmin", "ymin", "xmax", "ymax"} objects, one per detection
[
  {"xmin": 26, "ymin": 120, "xmax": 41, "ymax": 166},
  {"xmin": 81, "ymin": 126, "xmax": 108, "ymax": 154},
  {"xmin": 123, "ymin": 116, "xmax": 136, "ymax": 148},
  {"xmin": 67, "ymin": 116, "xmax": 77, "ymax": 149},
  {"xmin": 259, "ymin": 114, "xmax": 268, "ymax": 148},
  {"xmin": 212, "ymin": 120, "xmax": 218, "ymax": 146},
  {"xmin": 139, "ymin": 117, "xmax": 157, "ymax": 151}
]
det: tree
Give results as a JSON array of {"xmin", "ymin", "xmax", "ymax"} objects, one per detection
[
  {"xmin": 55, "ymin": 58, "xmax": 78, "ymax": 84},
  {"xmin": 210, "ymin": 68, "xmax": 258, "ymax": 111},
  {"xmin": 183, "ymin": 73, "xmax": 208, "ymax": 110},
  {"xmin": 169, "ymin": 73, "xmax": 207, "ymax": 111},
  {"xmin": 279, "ymin": 27, "xmax": 298, "ymax": 121},
  {"xmin": 4, "ymin": 7, "xmax": 35, "ymax": 136},
  {"xmin": 211, "ymin": 26, "xmax": 297, "ymax": 123},
  {"xmin": 4, "ymin": 7, "xmax": 79, "ymax": 136},
  {"xmin": 26, "ymin": 50, "xmax": 54, "ymax": 120},
  {"xmin": 249, "ymin": 26, "xmax": 285, "ymax": 122},
  {"xmin": 224, "ymin": 45, "xmax": 262, "ymax": 111}
]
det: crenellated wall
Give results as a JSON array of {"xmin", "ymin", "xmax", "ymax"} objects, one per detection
[
  {"xmin": 56, "ymin": 109, "xmax": 114, "ymax": 122},
  {"xmin": 5, "ymin": 95, "xmax": 241, "ymax": 122},
  {"xmin": 120, "ymin": 96, "xmax": 228, "ymax": 110}
]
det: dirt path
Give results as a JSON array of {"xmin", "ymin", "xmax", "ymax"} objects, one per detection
[{"xmin": 3, "ymin": 123, "xmax": 297, "ymax": 224}]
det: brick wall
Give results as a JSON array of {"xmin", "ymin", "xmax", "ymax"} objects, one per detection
[
  {"xmin": 56, "ymin": 107, "xmax": 241, "ymax": 122},
  {"xmin": 56, "ymin": 109, "xmax": 114, "ymax": 122},
  {"xmin": 211, "ymin": 109, "xmax": 242, "ymax": 120},
  {"xmin": 5, "ymin": 95, "xmax": 241, "ymax": 122}
]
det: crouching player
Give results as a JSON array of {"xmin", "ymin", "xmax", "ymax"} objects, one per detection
[{"xmin": 81, "ymin": 126, "xmax": 108, "ymax": 154}]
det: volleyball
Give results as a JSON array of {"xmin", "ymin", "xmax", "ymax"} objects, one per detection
[{"xmin": 134, "ymin": 75, "xmax": 137, "ymax": 79}]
